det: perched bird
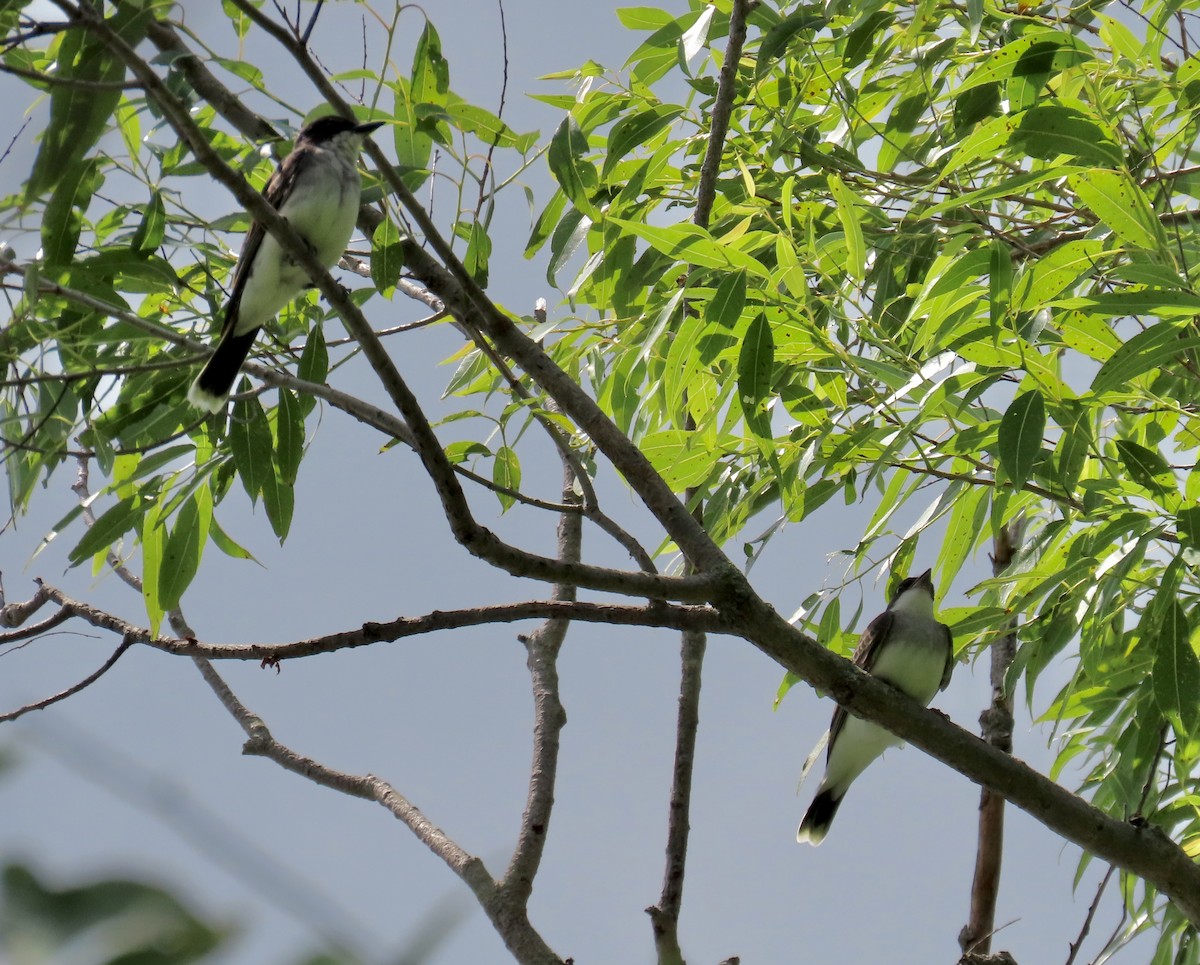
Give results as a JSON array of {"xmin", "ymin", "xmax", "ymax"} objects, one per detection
[
  {"xmin": 188, "ymin": 114, "xmax": 385, "ymax": 412},
  {"xmin": 796, "ymin": 568, "xmax": 954, "ymax": 846}
]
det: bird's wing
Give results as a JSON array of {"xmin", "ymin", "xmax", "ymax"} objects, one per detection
[
  {"xmin": 826, "ymin": 609, "xmax": 894, "ymax": 757},
  {"xmin": 939, "ymin": 621, "xmax": 955, "ymax": 691},
  {"xmin": 218, "ymin": 145, "xmax": 305, "ymax": 337}
]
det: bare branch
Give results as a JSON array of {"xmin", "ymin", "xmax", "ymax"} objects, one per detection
[
  {"xmin": 0, "ymin": 634, "xmax": 134, "ymax": 723},
  {"xmin": 647, "ymin": 628, "xmax": 706, "ymax": 964},
  {"xmin": 504, "ymin": 454, "xmax": 580, "ymax": 903},
  {"xmin": 0, "ymin": 606, "xmax": 72, "ymax": 645},
  {"xmin": 144, "ymin": 599, "xmax": 731, "ymax": 661},
  {"xmin": 0, "ymin": 580, "xmax": 50, "ymax": 627}
]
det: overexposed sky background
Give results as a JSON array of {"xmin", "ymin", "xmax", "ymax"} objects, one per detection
[{"xmin": 1, "ymin": 2, "xmax": 1140, "ymax": 963}]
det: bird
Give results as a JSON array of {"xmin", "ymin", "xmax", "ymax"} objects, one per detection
[
  {"xmin": 796, "ymin": 568, "xmax": 954, "ymax": 846},
  {"xmin": 187, "ymin": 114, "xmax": 385, "ymax": 413}
]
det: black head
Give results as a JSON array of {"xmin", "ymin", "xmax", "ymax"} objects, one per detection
[
  {"xmin": 888, "ymin": 567, "xmax": 934, "ymax": 606},
  {"xmin": 296, "ymin": 115, "xmax": 385, "ymax": 144}
]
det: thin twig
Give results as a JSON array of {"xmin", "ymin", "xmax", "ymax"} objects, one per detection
[
  {"xmin": 472, "ymin": 0, "xmax": 509, "ymax": 220},
  {"xmin": 1064, "ymin": 865, "xmax": 1116, "ymax": 965},
  {"xmin": 0, "ymin": 634, "xmax": 134, "ymax": 722}
]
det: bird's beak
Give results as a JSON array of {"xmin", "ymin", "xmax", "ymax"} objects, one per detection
[
  {"xmin": 916, "ymin": 568, "xmax": 934, "ymax": 592},
  {"xmin": 355, "ymin": 120, "xmax": 386, "ymax": 136}
]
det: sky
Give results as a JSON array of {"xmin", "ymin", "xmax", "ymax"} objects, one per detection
[{"xmin": 0, "ymin": 2, "xmax": 1149, "ymax": 963}]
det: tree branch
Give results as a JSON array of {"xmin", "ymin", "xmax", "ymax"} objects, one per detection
[
  {"xmin": 0, "ymin": 634, "xmax": 134, "ymax": 723},
  {"xmin": 0, "ymin": 580, "xmax": 50, "ymax": 627},
  {"xmin": 503, "ymin": 455, "xmax": 579, "ymax": 907}
]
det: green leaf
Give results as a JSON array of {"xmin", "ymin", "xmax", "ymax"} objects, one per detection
[
  {"xmin": 525, "ymin": 189, "xmax": 566, "ymax": 258},
  {"xmin": 997, "ymin": 390, "xmax": 1045, "ymax": 490},
  {"xmin": 1068, "ymin": 169, "xmax": 1160, "ymax": 250},
  {"xmin": 41, "ymin": 157, "xmax": 99, "ymax": 267},
  {"xmin": 275, "ymin": 389, "xmax": 304, "ymax": 485},
  {"xmin": 297, "ymin": 326, "xmax": 329, "ymax": 413},
  {"xmin": 209, "ymin": 514, "xmax": 258, "ymax": 562},
  {"xmin": 989, "ymin": 241, "xmax": 1011, "ymax": 328},
  {"xmin": 1053, "ymin": 400, "xmax": 1092, "ymax": 495},
  {"xmin": 548, "ymin": 116, "xmax": 598, "ymax": 219},
  {"xmin": 370, "ymin": 217, "xmax": 405, "ymax": 295},
  {"xmin": 230, "ymin": 389, "xmax": 274, "ymax": 502},
  {"xmin": 131, "ymin": 189, "xmax": 167, "ymax": 255},
  {"xmin": 464, "ymin": 219, "xmax": 491, "ymax": 287},
  {"xmin": 607, "ymin": 218, "xmax": 771, "ymax": 279},
  {"xmin": 411, "ymin": 21, "xmax": 449, "ymax": 105},
  {"xmin": 641, "ymin": 429, "xmax": 719, "ymax": 490},
  {"xmin": 68, "ymin": 498, "xmax": 141, "ymax": 565},
  {"xmin": 1057, "ymin": 312, "xmax": 1122, "ymax": 362},
  {"xmin": 1011, "ymin": 106, "xmax": 1123, "ymax": 168},
  {"xmin": 260, "ymin": 469, "xmax": 294, "ymax": 541},
  {"xmin": 1058, "ymin": 291, "xmax": 1200, "ymax": 317},
  {"xmin": 1091, "ymin": 320, "xmax": 1200, "ymax": 395},
  {"xmin": 738, "ymin": 313, "xmax": 775, "ymax": 438},
  {"xmin": 1115, "ymin": 440, "xmax": 1175, "ymax": 497},
  {"xmin": 141, "ymin": 499, "xmax": 164, "ymax": 636},
  {"xmin": 1152, "ymin": 600, "xmax": 1200, "ymax": 739},
  {"xmin": 545, "ymin": 206, "xmax": 591, "ymax": 287},
  {"xmin": 937, "ymin": 484, "xmax": 988, "ymax": 591},
  {"xmin": 445, "ymin": 101, "xmax": 522, "ymax": 148},
  {"xmin": 757, "ymin": 9, "xmax": 826, "ymax": 77},
  {"xmin": 706, "ymin": 270, "xmax": 747, "ymax": 327},
  {"xmin": 616, "ymin": 7, "xmax": 676, "ymax": 30},
  {"xmin": 493, "ymin": 445, "xmax": 521, "ymax": 512},
  {"xmin": 25, "ymin": 4, "xmax": 149, "ymax": 200},
  {"xmin": 390, "ymin": 77, "xmax": 433, "ymax": 189},
  {"xmin": 603, "ymin": 105, "xmax": 684, "ymax": 176},
  {"xmin": 158, "ymin": 494, "xmax": 204, "ymax": 611},
  {"xmin": 828, "ymin": 174, "xmax": 865, "ymax": 281},
  {"xmin": 954, "ymin": 30, "xmax": 1095, "ymax": 97}
]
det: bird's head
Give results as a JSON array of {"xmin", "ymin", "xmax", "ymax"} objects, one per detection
[
  {"xmin": 888, "ymin": 568, "xmax": 935, "ymax": 617},
  {"xmin": 296, "ymin": 115, "xmax": 385, "ymax": 155}
]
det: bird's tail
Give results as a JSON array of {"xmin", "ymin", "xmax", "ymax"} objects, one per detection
[
  {"xmin": 796, "ymin": 787, "xmax": 843, "ymax": 846},
  {"xmin": 187, "ymin": 327, "xmax": 260, "ymax": 413}
]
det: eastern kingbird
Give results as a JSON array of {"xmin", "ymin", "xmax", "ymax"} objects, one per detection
[
  {"xmin": 187, "ymin": 115, "xmax": 385, "ymax": 412},
  {"xmin": 796, "ymin": 568, "xmax": 954, "ymax": 846}
]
